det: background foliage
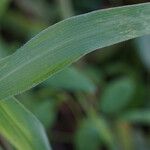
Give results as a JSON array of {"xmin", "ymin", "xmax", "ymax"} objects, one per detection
[{"xmin": 0, "ymin": 0, "xmax": 150, "ymax": 150}]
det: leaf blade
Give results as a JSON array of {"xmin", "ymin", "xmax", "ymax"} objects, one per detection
[
  {"xmin": 0, "ymin": 97, "xmax": 51, "ymax": 150},
  {"xmin": 0, "ymin": 3, "xmax": 150, "ymax": 99}
]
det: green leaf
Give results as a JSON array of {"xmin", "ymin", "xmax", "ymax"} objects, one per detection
[
  {"xmin": 32, "ymin": 100, "xmax": 56, "ymax": 128},
  {"xmin": 43, "ymin": 67, "xmax": 96, "ymax": 93},
  {"xmin": 1, "ymin": 10, "xmax": 47, "ymax": 38},
  {"xmin": 12, "ymin": 0, "xmax": 50, "ymax": 21},
  {"xmin": 0, "ymin": 97, "xmax": 51, "ymax": 150},
  {"xmin": 18, "ymin": 92, "xmax": 57, "ymax": 129},
  {"xmin": 136, "ymin": 35, "xmax": 150, "ymax": 70},
  {"xmin": 0, "ymin": 0, "xmax": 10, "ymax": 19},
  {"xmin": 0, "ymin": 39, "xmax": 10, "ymax": 69},
  {"xmin": 0, "ymin": 39, "xmax": 8, "ymax": 58},
  {"xmin": 0, "ymin": 56, "xmax": 10, "ymax": 69},
  {"xmin": 99, "ymin": 78, "xmax": 135, "ymax": 114},
  {"xmin": 75, "ymin": 118, "xmax": 101, "ymax": 150},
  {"xmin": 75, "ymin": 116, "xmax": 115, "ymax": 150},
  {"xmin": 0, "ymin": 3, "xmax": 150, "ymax": 99},
  {"xmin": 120, "ymin": 110, "xmax": 150, "ymax": 124},
  {"xmin": 90, "ymin": 116, "xmax": 115, "ymax": 149},
  {"xmin": 57, "ymin": 0, "xmax": 74, "ymax": 19}
]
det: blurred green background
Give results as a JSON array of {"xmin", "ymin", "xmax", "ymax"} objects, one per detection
[{"xmin": 0, "ymin": 0, "xmax": 150, "ymax": 150}]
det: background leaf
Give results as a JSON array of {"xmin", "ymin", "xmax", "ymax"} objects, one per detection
[
  {"xmin": 43, "ymin": 67, "xmax": 96, "ymax": 93},
  {"xmin": 75, "ymin": 118, "xmax": 101, "ymax": 150},
  {"xmin": 0, "ymin": 0, "xmax": 10, "ymax": 19},
  {"xmin": 75, "ymin": 115, "xmax": 115, "ymax": 150},
  {"xmin": 99, "ymin": 78, "xmax": 135, "ymax": 114},
  {"xmin": 120, "ymin": 110, "xmax": 150, "ymax": 124},
  {"xmin": 136, "ymin": 35, "xmax": 150, "ymax": 70}
]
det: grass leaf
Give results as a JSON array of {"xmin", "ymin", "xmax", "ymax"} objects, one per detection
[
  {"xmin": 0, "ymin": 3, "xmax": 150, "ymax": 99},
  {"xmin": 0, "ymin": 97, "xmax": 51, "ymax": 150}
]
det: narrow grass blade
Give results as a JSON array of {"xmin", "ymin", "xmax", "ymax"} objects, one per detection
[{"xmin": 0, "ymin": 97, "xmax": 51, "ymax": 150}]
